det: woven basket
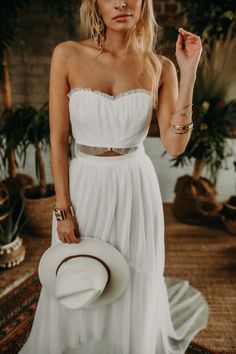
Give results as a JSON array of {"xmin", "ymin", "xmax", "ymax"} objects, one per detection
[
  {"xmin": 172, "ymin": 175, "xmax": 222, "ymax": 224},
  {"xmin": 21, "ymin": 184, "xmax": 56, "ymax": 237},
  {"xmin": 0, "ymin": 235, "xmax": 26, "ymax": 268}
]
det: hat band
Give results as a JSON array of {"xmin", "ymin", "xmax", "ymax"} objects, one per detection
[{"xmin": 55, "ymin": 254, "xmax": 111, "ymax": 289}]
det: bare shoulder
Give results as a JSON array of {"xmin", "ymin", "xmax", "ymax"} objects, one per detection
[
  {"xmin": 51, "ymin": 39, "xmax": 97, "ymax": 62},
  {"xmin": 157, "ymin": 55, "xmax": 176, "ymax": 72},
  {"xmin": 51, "ymin": 40, "xmax": 81, "ymax": 61},
  {"xmin": 156, "ymin": 55, "xmax": 177, "ymax": 86}
]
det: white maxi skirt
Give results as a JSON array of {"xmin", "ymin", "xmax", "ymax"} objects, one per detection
[{"xmin": 18, "ymin": 143, "xmax": 209, "ymax": 354}]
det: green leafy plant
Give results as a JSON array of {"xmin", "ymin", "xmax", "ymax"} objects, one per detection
[
  {"xmin": 0, "ymin": 198, "xmax": 26, "ymax": 245},
  {"xmin": 0, "ymin": 99, "xmax": 51, "ymax": 201},
  {"xmin": 0, "ymin": 104, "xmax": 36, "ymax": 177},
  {"xmin": 23, "ymin": 102, "xmax": 50, "ymax": 197}
]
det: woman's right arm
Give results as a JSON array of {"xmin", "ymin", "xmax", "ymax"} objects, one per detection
[{"xmin": 49, "ymin": 42, "xmax": 80, "ymax": 244}]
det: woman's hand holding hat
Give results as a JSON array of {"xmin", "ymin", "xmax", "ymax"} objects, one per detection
[
  {"xmin": 57, "ymin": 217, "xmax": 81, "ymax": 244},
  {"xmin": 55, "ymin": 205, "xmax": 81, "ymax": 244}
]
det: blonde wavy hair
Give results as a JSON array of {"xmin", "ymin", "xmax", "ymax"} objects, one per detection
[{"xmin": 77, "ymin": 0, "xmax": 162, "ymax": 109}]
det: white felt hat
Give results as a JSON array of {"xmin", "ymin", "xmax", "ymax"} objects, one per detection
[{"xmin": 38, "ymin": 237, "xmax": 130, "ymax": 310}]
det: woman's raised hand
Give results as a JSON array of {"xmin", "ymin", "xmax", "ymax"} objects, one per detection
[
  {"xmin": 175, "ymin": 27, "xmax": 202, "ymax": 76},
  {"xmin": 57, "ymin": 213, "xmax": 81, "ymax": 244}
]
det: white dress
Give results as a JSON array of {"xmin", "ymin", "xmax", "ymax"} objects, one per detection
[{"xmin": 18, "ymin": 87, "xmax": 209, "ymax": 354}]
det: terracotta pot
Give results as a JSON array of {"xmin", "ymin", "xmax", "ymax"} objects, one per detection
[
  {"xmin": 21, "ymin": 184, "xmax": 56, "ymax": 237},
  {"xmin": 0, "ymin": 235, "xmax": 26, "ymax": 268}
]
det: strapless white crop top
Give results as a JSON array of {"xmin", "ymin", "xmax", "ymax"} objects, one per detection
[{"xmin": 67, "ymin": 87, "xmax": 154, "ymax": 148}]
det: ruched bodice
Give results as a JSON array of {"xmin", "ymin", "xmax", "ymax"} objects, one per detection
[{"xmin": 67, "ymin": 87, "xmax": 154, "ymax": 148}]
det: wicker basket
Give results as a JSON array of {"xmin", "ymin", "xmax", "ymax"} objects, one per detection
[
  {"xmin": 172, "ymin": 174, "xmax": 222, "ymax": 225},
  {"xmin": 21, "ymin": 184, "xmax": 56, "ymax": 237}
]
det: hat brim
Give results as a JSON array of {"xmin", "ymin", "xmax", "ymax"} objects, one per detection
[{"xmin": 38, "ymin": 237, "xmax": 130, "ymax": 309}]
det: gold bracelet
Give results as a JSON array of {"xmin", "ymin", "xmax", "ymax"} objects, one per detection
[
  {"xmin": 174, "ymin": 112, "xmax": 192, "ymax": 117},
  {"xmin": 54, "ymin": 205, "xmax": 75, "ymax": 221},
  {"xmin": 169, "ymin": 122, "xmax": 194, "ymax": 134},
  {"xmin": 171, "ymin": 122, "xmax": 193, "ymax": 130},
  {"xmin": 171, "ymin": 127, "xmax": 193, "ymax": 134}
]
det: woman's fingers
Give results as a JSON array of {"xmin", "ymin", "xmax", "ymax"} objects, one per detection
[
  {"xmin": 57, "ymin": 218, "xmax": 81, "ymax": 244},
  {"xmin": 62, "ymin": 234, "xmax": 71, "ymax": 243},
  {"xmin": 60, "ymin": 231, "xmax": 80, "ymax": 244},
  {"xmin": 70, "ymin": 229, "xmax": 81, "ymax": 243},
  {"xmin": 176, "ymin": 33, "xmax": 184, "ymax": 49},
  {"xmin": 179, "ymin": 27, "xmax": 194, "ymax": 36},
  {"xmin": 178, "ymin": 27, "xmax": 200, "ymax": 41}
]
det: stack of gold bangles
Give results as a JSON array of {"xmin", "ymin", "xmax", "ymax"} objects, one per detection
[{"xmin": 169, "ymin": 103, "xmax": 194, "ymax": 134}]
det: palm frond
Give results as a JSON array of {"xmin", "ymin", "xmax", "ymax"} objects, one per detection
[{"xmin": 198, "ymin": 22, "xmax": 236, "ymax": 100}]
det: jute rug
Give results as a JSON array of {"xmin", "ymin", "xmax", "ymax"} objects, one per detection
[{"xmin": 0, "ymin": 272, "xmax": 215, "ymax": 354}]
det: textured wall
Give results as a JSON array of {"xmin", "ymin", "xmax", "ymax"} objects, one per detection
[{"xmin": 4, "ymin": 1, "xmax": 68, "ymax": 109}]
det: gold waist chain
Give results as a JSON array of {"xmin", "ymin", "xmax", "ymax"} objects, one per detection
[{"xmin": 79, "ymin": 144, "xmax": 138, "ymax": 155}]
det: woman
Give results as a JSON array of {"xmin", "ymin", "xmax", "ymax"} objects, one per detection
[{"xmin": 19, "ymin": 0, "xmax": 209, "ymax": 353}]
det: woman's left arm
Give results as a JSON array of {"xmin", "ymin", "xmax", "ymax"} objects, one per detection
[{"xmin": 156, "ymin": 28, "xmax": 202, "ymax": 157}]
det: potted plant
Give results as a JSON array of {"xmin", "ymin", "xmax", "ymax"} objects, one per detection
[
  {"xmin": 0, "ymin": 182, "xmax": 26, "ymax": 268},
  {"xmin": 0, "ymin": 104, "xmax": 35, "ymax": 202},
  {"xmin": 21, "ymin": 102, "xmax": 56, "ymax": 237},
  {"xmin": 163, "ymin": 28, "xmax": 236, "ymax": 225}
]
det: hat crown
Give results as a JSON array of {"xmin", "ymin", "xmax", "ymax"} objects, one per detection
[{"xmin": 55, "ymin": 257, "xmax": 108, "ymax": 309}]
